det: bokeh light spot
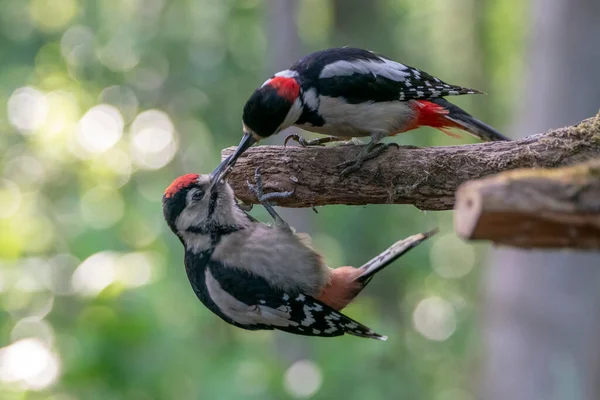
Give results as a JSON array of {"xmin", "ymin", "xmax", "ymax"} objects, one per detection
[
  {"xmin": 130, "ymin": 110, "xmax": 178, "ymax": 170},
  {"xmin": 72, "ymin": 252, "xmax": 118, "ymax": 297},
  {"xmin": 430, "ymin": 234, "xmax": 476, "ymax": 279},
  {"xmin": 0, "ymin": 338, "xmax": 60, "ymax": 390},
  {"xmin": 283, "ymin": 360, "xmax": 323, "ymax": 398},
  {"xmin": 76, "ymin": 105, "xmax": 124, "ymax": 154},
  {"xmin": 29, "ymin": 0, "xmax": 77, "ymax": 32},
  {"xmin": 412, "ymin": 296, "xmax": 457, "ymax": 341},
  {"xmin": 7, "ymin": 87, "xmax": 49, "ymax": 134},
  {"xmin": 97, "ymin": 35, "xmax": 140, "ymax": 72},
  {"xmin": 71, "ymin": 251, "xmax": 157, "ymax": 296},
  {"xmin": 60, "ymin": 25, "xmax": 96, "ymax": 66},
  {"xmin": 116, "ymin": 252, "xmax": 157, "ymax": 288}
]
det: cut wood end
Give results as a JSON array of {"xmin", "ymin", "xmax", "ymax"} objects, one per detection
[{"xmin": 454, "ymin": 182, "xmax": 485, "ymax": 240}]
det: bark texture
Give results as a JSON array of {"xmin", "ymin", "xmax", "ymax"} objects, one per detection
[
  {"xmin": 454, "ymin": 158, "xmax": 600, "ymax": 249},
  {"xmin": 221, "ymin": 113, "xmax": 600, "ymax": 210}
]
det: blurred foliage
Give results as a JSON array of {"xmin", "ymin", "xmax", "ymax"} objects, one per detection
[{"xmin": 0, "ymin": 0, "xmax": 527, "ymax": 399}]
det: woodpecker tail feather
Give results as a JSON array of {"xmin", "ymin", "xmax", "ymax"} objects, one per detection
[
  {"xmin": 356, "ymin": 228, "xmax": 438, "ymax": 284},
  {"xmin": 426, "ymin": 98, "xmax": 510, "ymax": 142},
  {"xmin": 316, "ymin": 228, "xmax": 438, "ymax": 312}
]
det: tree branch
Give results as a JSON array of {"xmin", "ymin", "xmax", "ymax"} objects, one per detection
[
  {"xmin": 454, "ymin": 158, "xmax": 600, "ymax": 249},
  {"xmin": 221, "ymin": 113, "xmax": 600, "ymax": 211}
]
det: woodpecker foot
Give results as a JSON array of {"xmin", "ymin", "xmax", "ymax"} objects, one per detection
[
  {"xmin": 338, "ymin": 142, "xmax": 397, "ymax": 178},
  {"xmin": 237, "ymin": 200, "xmax": 253, "ymax": 212},
  {"xmin": 247, "ymin": 167, "xmax": 294, "ymax": 227},
  {"xmin": 284, "ymin": 134, "xmax": 341, "ymax": 147}
]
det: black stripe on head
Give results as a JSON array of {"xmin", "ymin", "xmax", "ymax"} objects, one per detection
[
  {"xmin": 162, "ymin": 189, "xmax": 189, "ymax": 236},
  {"xmin": 163, "ymin": 174, "xmax": 201, "ymax": 237},
  {"xmin": 208, "ymin": 189, "xmax": 219, "ymax": 217},
  {"xmin": 242, "ymin": 85, "xmax": 293, "ymax": 138}
]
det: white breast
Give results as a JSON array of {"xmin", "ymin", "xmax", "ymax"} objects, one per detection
[{"xmin": 297, "ymin": 96, "xmax": 416, "ymax": 139}]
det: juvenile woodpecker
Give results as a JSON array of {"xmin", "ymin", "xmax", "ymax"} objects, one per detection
[
  {"xmin": 216, "ymin": 47, "xmax": 509, "ymax": 176},
  {"xmin": 162, "ymin": 166, "xmax": 437, "ymax": 340}
]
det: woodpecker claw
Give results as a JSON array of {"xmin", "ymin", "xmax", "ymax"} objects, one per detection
[
  {"xmin": 338, "ymin": 142, "xmax": 397, "ymax": 179},
  {"xmin": 284, "ymin": 134, "xmax": 305, "ymax": 147},
  {"xmin": 247, "ymin": 167, "xmax": 294, "ymax": 227},
  {"xmin": 284, "ymin": 134, "xmax": 341, "ymax": 148}
]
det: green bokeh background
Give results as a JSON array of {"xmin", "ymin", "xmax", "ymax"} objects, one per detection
[{"xmin": 0, "ymin": 0, "xmax": 527, "ymax": 399}]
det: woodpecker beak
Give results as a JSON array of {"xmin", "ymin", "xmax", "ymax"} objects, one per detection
[
  {"xmin": 229, "ymin": 132, "xmax": 257, "ymax": 168},
  {"xmin": 209, "ymin": 159, "xmax": 233, "ymax": 185},
  {"xmin": 210, "ymin": 132, "xmax": 257, "ymax": 184}
]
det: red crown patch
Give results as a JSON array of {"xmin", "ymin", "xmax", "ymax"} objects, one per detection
[
  {"xmin": 267, "ymin": 77, "xmax": 300, "ymax": 102},
  {"xmin": 164, "ymin": 174, "xmax": 199, "ymax": 198}
]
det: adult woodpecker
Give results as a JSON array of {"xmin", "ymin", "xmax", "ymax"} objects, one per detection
[
  {"xmin": 162, "ymin": 166, "xmax": 437, "ymax": 340},
  {"xmin": 215, "ymin": 47, "xmax": 509, "ymax": 176}
]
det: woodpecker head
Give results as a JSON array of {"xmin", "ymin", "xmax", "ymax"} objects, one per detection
[
  {"xmin": 216, "ymin": 74, "xmax": 303, "ymax": 175},
  {"xmin": 162, "ymin": 164, "xmax": 249, "ymax": 246},
  {"xmin": 243, "ymin": 75, "xmax": 302, "ymax": 139}
]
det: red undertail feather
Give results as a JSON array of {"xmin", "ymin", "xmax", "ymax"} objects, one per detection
[
  {"xmin": 317, "ymin": 267, "xmax": 364, "ymax": 311},
  {"xmin": 268, "ymin": 77, "xmax": 300, "ymax": 102},
  {"xmin": 413, "ymin": 100, "xmax": 464, "ymax": 138}
]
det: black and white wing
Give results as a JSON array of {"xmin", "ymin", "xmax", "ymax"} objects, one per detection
[
  {"xmin": 204, "ymin": 262, "xmax": 387, "ymax": 340},
  {"xmin": 290, "ymin": 47, "xmax": 481, "ymax": 104}
]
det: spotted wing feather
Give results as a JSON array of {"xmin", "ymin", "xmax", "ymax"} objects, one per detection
[
  {"xmin": 208, "ymin": 262, "xmax": 387, "ymax": 340},
  {"xmin": 290, "ymin": 47, "xmax": 481, "ymax": 104}
]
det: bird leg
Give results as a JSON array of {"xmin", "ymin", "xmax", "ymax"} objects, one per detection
[
  {"xmin": 284, "ymin": 134, "xmax": 343, "ymax": 147},
  {"xmin": 246, "ymin": 167, "xmax": 294, "ymax": 227},
  {"xmin": 337, "ymin": 141, "xmax": 399, "ymax": 178}
]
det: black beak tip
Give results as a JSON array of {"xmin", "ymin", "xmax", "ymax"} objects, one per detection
[{"xmin": 210, "ymin": 132, "xmax": 258, "ymax": 183}]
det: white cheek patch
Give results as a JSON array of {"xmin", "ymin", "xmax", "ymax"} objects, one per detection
[
  {"xmin": 281, "ymin": 98, "xmax": 303, "ymax": 129},
  {"xmin": 180, "ymin": 233, "xmax": 212, "ymax": 253},
  {"xmin": 302, "ymin": 88, "xmax": 319, "ymax": 111},
  {"xmin": 176, "ymin": 203, "xmax": 207, "ymax": 231}
]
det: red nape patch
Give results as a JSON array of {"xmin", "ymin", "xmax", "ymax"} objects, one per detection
[
  {"xmin": 411, "ymin": 100, "xmax": 464, "ymax": 138},
  {"xmin": 267, "ymin": 77, "xmax": 300, "ymax": 102},
  {"xmin": 164, "ymin": 174, "xmax": 199, "ymax": 198}
]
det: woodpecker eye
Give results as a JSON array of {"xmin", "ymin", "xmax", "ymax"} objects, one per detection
[{"xmin": 191, "ymin": 189, "xmax": 205, "ymax": 202}]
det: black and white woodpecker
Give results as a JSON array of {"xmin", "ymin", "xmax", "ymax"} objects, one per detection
[
  {"xmin": 162, "ymin": 165, "xmax": 437, "ymax": 340},
  {"xmin": 214, "ymin": 47, "xmax": 509, "ymax": 176}
]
